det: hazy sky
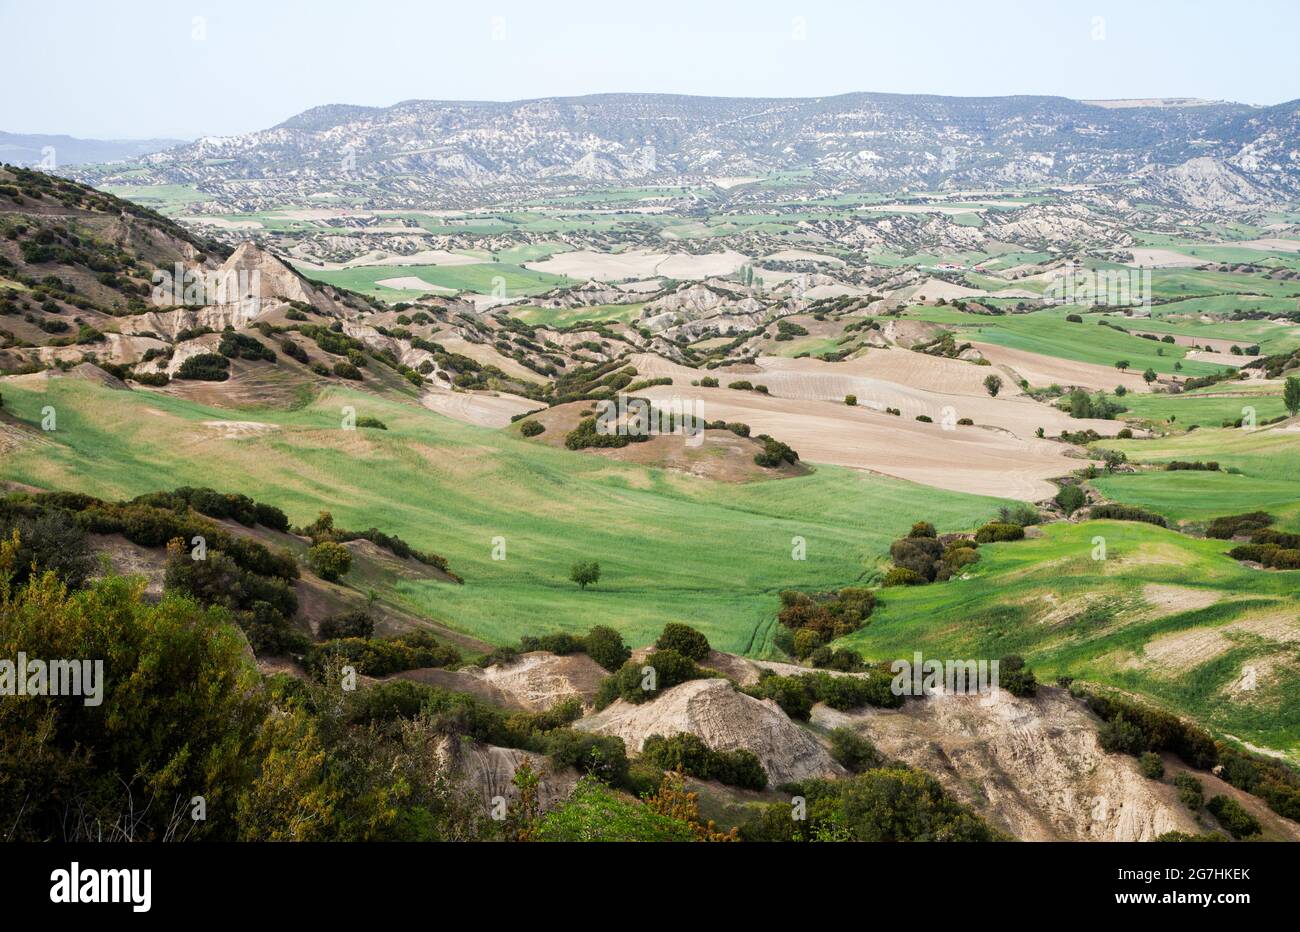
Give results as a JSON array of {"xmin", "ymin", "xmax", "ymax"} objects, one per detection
[{"xmin": 2, "ymin": 0, "xmax": 1297, "ymax": 139}]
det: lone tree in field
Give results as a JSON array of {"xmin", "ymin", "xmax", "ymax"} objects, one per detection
[
  {"xmin": 1115, "ymin": 360, "xmax": 1130, "ymax": 371},
  {"xmin": 570, "ymin": 560, "xmax": 601, "ymax": 590},
  {"xmin": 983, "ymin": 374, "xmax": 1002, "ymax": 397},
  {"xmin": 1285, "ymin": 376, "xmax": 1300, "ymax": 417},
  {"xmin": 1143, "ymin": 367, "xmax": 1157, "ymax": 383}
]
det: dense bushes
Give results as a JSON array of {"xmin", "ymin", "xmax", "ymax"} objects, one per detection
[
  {"xmin": 1226, "ymin": 525, "xmax": 1300, "ymax": 568},
  {"xmin": 301, "ymin": 511, "xmax": 455, "ymax": 578},
  {"xmin": 1206, "ymin": 511, "xmax": 1273, "ymax": 540},
  {"xmin": 1055, "ymin": 483, "xmax": 1087, "ymax": 516},
  {"xmin": 1075, "ymin": 686, "xmax": 1217, "ymax": 769},
  {"xmin": 744, "ymin": 666, "xmax": 902, "ymax": 719},
  {"xmin": 776, "ymin": 587, "xmax": 876, "ymax": 648},
  {"xmin": 307, "ymin": 540, "xmax": 352, "ymax": 581},
  {"xmin": 318, "ymin": 609, "xmax": 374, "ymax": 640},
  {"xmin": 828, "ymin": 727, "xmax": 883, "ymax": 772},
  {"xmin": 1227, "ymin": 542, "xmax": 1300, "ymax": 569},
  {"xmin": 1139, "ymin": 751, "xmax": 1165, "ymax": 779},
  {"xmin": 753, "ymin": 436, "xmax": 799, "ymax": 468},
  {"xmin": 974, "ymin": 521, "xmax": 1024, "ymax": 543},
  {"xmin": 305, "ymin": 629, "xmax": 460, "ymax": 678},
  {"xmin": 218, "ymin": 329, "xmax": 275, "ymax": 362},
  {"xmin": 1061, "ymin": 388, "xmax": 1126, "ymax": 420},
  {"xmin": 0, "ymin": 506, "xmax": 93, "ymax": 588},
  {"xmin": 583, "ymin": 625, "xmax": 632, "ymax": 671},
  {"xmin": 998, "ymin": 655, "xmax": 1038, "ymax": 697},
  {"xmin": 519, "ymin": 419, "xmax": 545, "ymax": 437},
  {"xmin": 175, "ymin": 352, "xmax": 230, "ymax": 381},
  {"xmin": 480, "ymin": 624, "xmax": 630, "ymax": 673},
  {"xmin": 654, "ymin": 622, "xmax": 711, "ymax": 661},
  {"xmin": 594, "ymin": 650, "xmax": 714, "ymax": 708},
  {"xmin": 1206, "ymin": 795, "xmax": 1260, "ymax": 839},
  {"xmin": 641, "ymin": 733, "xmax": 767, "ymax": 790},
  {"xmin": 1088, "ymin": 503, "xmax": 1168, "ymax": 527},
  {"xmin": 1174, "ymin": 772, "xmax": 1204, "ymax": 810},
  {"xmin": 1165, "ymin": 460, "xmax": 1220, "ymax": 472},
  {"xmin": 740, "ymin": 769, "xmax": 1004, "ymax": 842},
  {"xmin": 882, "ymin": 522, "xmax": 982, "ymax": 588},
  {"xmin": 1215, "ymin": 743, "xmax": 1300, "ymax": 822}
]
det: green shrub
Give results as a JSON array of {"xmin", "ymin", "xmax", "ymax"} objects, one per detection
[
  {"xmin": 1089, "ymin": 504, "xmax": 1167, "ymax": 527},
  {"xmin": 998, "ymin": 655, "xmax": 1038, "ymax": 697},
  {"xmin": 1098, "ymin": 714, "xmax": 1147, "ymax": 755},
  {"xmin": 1206, "ymin": 512, "xmax": 1273, "ymax": 540},
  {"xmin": 883, "ymin": 566, "xmax": 926, "ymax": 587},
  {"xmin": 175, "ymin": 352, "xmax": 230, "ymax": 381},
  {"xmin": 974, "ymin": 522, "xmax": 1025, "ymax": 543},
  {"xmin": 1206, "ymin": 795, "xmax": 1260, "ymax": 839},
  {"xmin": 1055, "ymin": 483, "xmax": 1086, "ymax": 516},
  {"xmin": 654, "ymin": 622, "xmax": 710, "ymax": 661},
  {"xmin": 307, "ymin": 541, "xmax": 352, "ymax": 581},
  {"xmin": 829, "ymin": 728, "xmax": 883, "ymax": 773},
  {"xmin": 1139, "ymin": 752, "xmax": 1165, "ymax": 779},
  {"xmin": 1175, "ymin": 772, "xmax": 1204, "ymax": 810},
  {"xmin": 583, "ymin": 625, "xmax": 630, "ymax": 672},
  {"xmin": 594, "ymin": 650, "xmax": 712, "ymax": 707},
  {"xmin": 318, "ymin": 610, "xmax": 374, "ymax": 640},
  {"xmin": 519, "ymin": 419, "xmax": 545, "ymax": 437}
]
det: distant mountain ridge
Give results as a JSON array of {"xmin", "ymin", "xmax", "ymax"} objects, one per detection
[
  {"xmin": 0, "ymin": 131, "xmax": 184, "ymax": 168},
  {"xmin": 68, "ymin": 92, "xmax": 1300, "ymax": 209}
]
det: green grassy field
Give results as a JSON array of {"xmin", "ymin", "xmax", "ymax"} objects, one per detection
[
  {"xmin": 1090, "ymin": 419, "xmax": 1300, "ymax": 532},
  {"xmin": 0, "ymin": 378, "xmax": 1010, "ymax": 655},
  {"xmin": 1116, "ymin": 388, "xmax": 1288, "ymax": 426},
  {"xmin": 1099, "ymin": 307, "xmax": 1300, "ymax": 355},
  {"xmin": 840, "ymin": 520, "xmax": 1300, "ymax": 757},
  {"xmin": 509, "ymin": 303, "xmax": 644, "ymax": 328},
  {"xmin": 304, "ymin": 262, "xmax": 568, "ymax": 300},
  {"xmin": 900, "ymin": 306, "xmax": 1230, "ymax": 376}
]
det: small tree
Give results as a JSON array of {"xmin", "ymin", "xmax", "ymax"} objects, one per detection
[
  {"xmin": 1142, "ymin": 368, "xmax": 1157, "ymax": 383},
  {"xmin": 844, "ymin": 394, "xmax": 857, "ymax": 406},
  {"xmin": 1115, "ymin": 360, "xmax": 1130, "ymax": 371},
  {"xmin": 570, "ymin": 560, "xmax": 601, "ymax": 590},
  {"xmin": 307, "ymin": 540, "xmax": 352, "ymax": 582},
  {"xmin": 1284, "ymin": 376, "xmax": 1300, "ymax": 417},
  {"xmin": 983, "ymin": 374, "xmax": 1002, "ymax": 397}
]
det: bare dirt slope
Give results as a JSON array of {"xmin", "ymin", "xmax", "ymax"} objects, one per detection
[
  {"xmin": 576, "ymin": 678, "xmax": 844, "ymax": 785},
  {"xmin": 466, "ymin": 651, "xmax": 611, "ymax": 712},
  {"xmin": 812, "ymin": 686, "xmax": 1299, "ymax": 841},
  {"xmin": 638, "ymin": 383, "xmax": 1088, "ymax": 500}
]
